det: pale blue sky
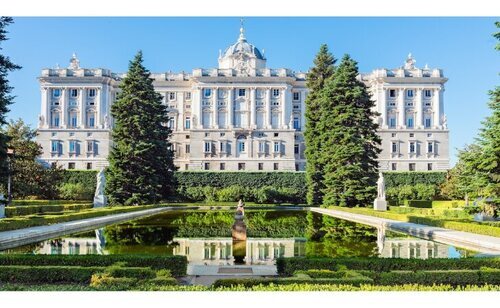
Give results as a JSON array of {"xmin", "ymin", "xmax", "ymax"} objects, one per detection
[{"xmin": 3, "ymin": 17, "xmax": 499, "ymax": 165}]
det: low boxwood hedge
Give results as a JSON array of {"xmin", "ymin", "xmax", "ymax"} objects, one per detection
[
  {"xmin": 375, "ymin": 269, "xmax": 500, "ymax": 286},
  {"xmin": 404, "ymin": 200, "xmax": 433, "ymax": 208},
  {"xmin": 0, "ymin": 265, "xmax": 102, "ymax": 284},
  {"xmin": 5, "ymin": 203, "xmax": 93, "ymax": 217},
  {"xmin": 0, "ymin": 255, "xmax": 188, "ymax": 277},
  {"xmin": 212, "ymin": 276, "xmax": 374, "ymax": 288},
  {"xmin": 276, "ymin": 257, "xmax": 500, "ymax": 276}
]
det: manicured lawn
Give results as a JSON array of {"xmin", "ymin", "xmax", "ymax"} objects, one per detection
[{"xmin": 328, "ymin": 206, "xmax": 500, "ymax": 237}]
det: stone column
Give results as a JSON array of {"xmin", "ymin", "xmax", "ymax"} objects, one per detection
[
  {"xmin": 416, "ymin": 88, "xmax": 423, "ymax": 128},
  {"xmin": 61, "ymin": 88, "xmax": 68, "ymax": 128},
  {"xmin": 79, "ymin": 88, "xmax": 85, "ymax": 128},
  {"xmin": 284, "ymin": 85, "xmax": 292, "ymax": 129},
  {"xmin": 40, "ymin": 87, "xmax": 49, "ymax": 128},
  {"xmin": 212, "ymin": 88, "xmax": 218, "ymax": 129},
  {"xmin": 397, "ymin": 88, "xmax": 405, "ymax": 128},
  {"xmin": 250, "ymin": 87, "xmax": 256, "ymax": 129},
  {"xmin": 280, "ymin": 88, "xmax": 286, "ymax": 129},
  {"xmin": 95, "ymin": 87, "xmax": 102, "ymax": 128},
  {"xmin": 178, "ymin": 92, "xmax": 185, "ymax": 132},
  {"xmin": 194, "ymin": 87, "xmax": 202, "ymax": 128},
  {"xmin": 300, "ymin": 90, "xmax": 306, "ymax": 131},
  {"xmin": 249, "ymin": 135, "xmax": 254, "ymax": 158},
  {"xmin": 269, "ymin": 244, "xmax": 275, "ymax": 260},
  {"xmin": 266, "ymin": 88, "xmax": 272, "ymax": 129},
  {"xmin": 228, "ymin": 88, "xmax": 234, "ymax": 128},
  {"xmin": 433, "ymin": 88, "xmax": 441, "ymax": 128},
  {"xmin": 381, "ymin": 87, "xmax": 387, "ymax": 128}
]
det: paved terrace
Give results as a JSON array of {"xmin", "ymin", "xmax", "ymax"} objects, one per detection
[{"xmin": 311, "ymin": 207, "xmax": 500, "ymax": 255}]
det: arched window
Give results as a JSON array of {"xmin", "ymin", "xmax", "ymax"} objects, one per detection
[
  {"xmin": 68, "ymin": 108, "xmax": 78, "ymax": 128},
  {"xmin": 51, "ymin": 109, "xmax": 61, "ymax": 128},
  {"xmin": 86, "ymin": 109, "xmax": 96, "ymax": 128}
]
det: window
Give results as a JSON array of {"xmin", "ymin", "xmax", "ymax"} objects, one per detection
[
  {"xmin": 389, "ymin": 89, "xmax": 396, "ymax": 98},
  {"xmin": 293, "ymin": 92, "xmax": 300, "ymax": 101},
  {"xmin": 427, "ymin": 142, "xmax": 434, "ymax": 153},
  {"xmin": 86, "ymin": 163, "xmax": 92, "ymax": 170},
  {"xmin": 169, "ymin": 92, "xmax": 176, "ymax": 101},
  {"xmin": 391, "ymin": 133, "xmax": 397, "ymax": 137},
  {"xmin": 238, "ymin": 141, "xmax": 246, "ymax": 152},
  {"xmin": 427, "ymin": 163, "xmax": 433, "ymax": 171},
  {"xmin": 407, "ymin": 117, "xmax": 414, "ymax": 128},
  {"xmin": 424, "ymin": 89, "xmax": 432, "ymax": 97},
  {"xmin": 51, "ymin": 112, "xmax": 60, "ymax": 128},
  {"xmin": 69, "ymin": 112, "xmax": 78, "ymax": 128},
  {"xmin": 87, "ymin": 112, "xmax": 95, "ymax": 128},
  {"xmin": 70, "ymin": 89, "xmax": 78, "ymax": 97},
  {"xmin": 185, "ymin": 92, "xmax": 192, "ymax": 100},
  {"xmin": 51, "ymin": 162, "xmax": 57, "ymax": 168},
  {"xmin": 88, "ymin": 89, "xmax": 96, "ymax": 97},
  {"xmin": 427, "ymin": 133, "xmax": 433, "ymax": 137},
  {"xmin": 87, "ymin": 141, "xmax": 94, "ymax": 153},
  {"xmin": 273, "ymin": 142, "xmax": 280, "ymax": 153},
  {"xmin": 204, "ymin": 162, "xmax": 210, "ymax": 170},
  {"xmin": 295, "ymin": 164, "xmax": 299, "ymax": 171},
  {"xmin": 409, "ymin": 142, "xmax": 416, "ymax": 154},
  {"xmin": 185, "ymin": 135, "xmax": 190, "ymax": 139},
  {"xmin": 293, "ymin": 117, "xmax": 300, "ymax": 130},
  {"xmin": 203, "ymin": 88, "xmax": 212, "ymax": 98},
  {"xmin": 274, "ymin": 163, "xmax": 279, "ymax": 170},
  {"xmin": 69, "ymin": 140, "xmax": 77, "ymax": 153},
  {"xmin": 294, "ymin": 144, "xmax": 299, "ymax": 154},
  {"xmin": 168, "ymin": 118, "xmax": 175, "ymax": 129},
  {"xmin": 185, "ymin": 117, "xmax": 191, "ymax": 129},
  {"xmin": 68, "ymin": 162, "xmax": 76, "ymax": 170},
  {"xmin": 409, "ymin": 163, "xmax": 416, "ymax": 171},
  {"xmin": 238, "ymin": 163, "xmax": 245, "ymax": 170},
  {"xmin": 53, "ymin": 89, "xmax": 61, "ymax": 97},
  {"xmin": 258, "ymin": 163, "xmax": 264, "ymax": 170},
  {"xmin": 274, "ymin": 133, "xmax": 279, "ymax": 137},
  {"xmin": 220, "ymin": 163, "xmax": 225, "ymax": 170},
  {"xmin": 219, "ymin": 141, "xmax": 226, "ymax": 153},
  {"xmin": 51, "ymin": 141, "xmax": 59, "ymax": 153},
  {"xmin": 409, "ymin": 133, "xmax": 415, "ymax": 137},
  {"xmin": 238, "ymin": 89, "xmax": 246, "ymax": 97},
  {"xmin": 204, "ymin": 142, "xmax": 211, "ymax": 153},
  {"xmin": 272, "ymin": 89, "xmax": 280, "ymax": 97},
  {"xmin": 185, "ymin": 144, "xmax": 190, "ymax": 154},
  {"xmin": 389, "ymin": 117, "xmax": 396, "ymax": 128},
  {"xmin": 258, "ymin": 141, "xmax": 265, "ymax": 153},
  {"xmin": 185, "ymin": 164, "xmax": 189, "ymax": 170},
  {"xmin": 407, "ymin": 89, "xmax": 414, "ymax": 97},
  {"xmin": 425, "ymin": 118, "xmax": 431, "ymax": 128},
  {"xmin": 391, "ymin": 163, "xmax": 397, "ymax": 171},
  {"xmin": 391, "ymin": 142, "xmax": 398, "ymax": 153}
]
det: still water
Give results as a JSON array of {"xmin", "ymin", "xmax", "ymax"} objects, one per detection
[{"xmin": 3, "ymin": 210, "xmax": 478, "ymax": 264}]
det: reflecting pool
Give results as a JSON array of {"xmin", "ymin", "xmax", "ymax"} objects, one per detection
[{"xmin": 2, "ymin": 210, "xmax": 479, "ymax": 263}]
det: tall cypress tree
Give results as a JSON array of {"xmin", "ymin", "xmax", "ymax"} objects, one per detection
[
  {"xmin": 106, "ymin": 51, "xmax": 175, "ymax": 205},
  {"xmin": 304, "ymin": 44, "xmax": 336, "ymax": 205},
  {"xmin": 318, "ymin": 55, "xmax": 381, "ymax": 207},
  {"xmin": 0, "ymin": 17, "xmax": 21, "ymax": 180}
]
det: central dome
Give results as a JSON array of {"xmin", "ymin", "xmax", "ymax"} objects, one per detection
[{"xmin": 222, "ymin": 27, "xmax": 265, "ymax": 60}]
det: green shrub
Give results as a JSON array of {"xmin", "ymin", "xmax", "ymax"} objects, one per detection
[
  {"xmin": 103, "ymin": 265, "xmax": 156, "ymax": 280},
  {"xmin": 414, "ymin": 184, "xmax": 437, "ymax": 201},
  {"xmin": 398, "ymin": 185, "xmax": 415, "ymax": 201},
  {"xmin": 276, "ymin": 257, "xmax": 500, "ymax": 277},
  {"xmin": 61, "ymin": 170, "xmax": 98, "ymax": 190},
  {"xmin": 183, "ymin": 187, "xmax": 206, "ymax": 201},
  {"xmin": 89, "ymin": 273, "xmax": 138, "ymax": 290},
  {"xmin": 0, "ymin": 265, "xmax": 102, "ymax": 284},
  {"xmin": 432, "ymin": 200, "xmax": 466, "ymax": 209},
  {"xmin": 59, "ymin": 182, "xmax": 94, "ymax": 200},
  {"xmin": 0, "ymin": 255, "xmax": 188, "ymax": 277},
  {"xmin": 404, "ymin": 200, "xmax": 433, "ymax": 208},
  {"xmin": 10, "ymin": 200, "xmax": 90, "ymax": 206},
  {"xmin": 383, "ymin": 172, "xmax": 446, "ymax": 188},
  {"xmin": 375, "ymin": 269, "xmax": 500, "ymax": 286},
  {"xmin": 212, "ymin": 276, "xmax": 373, "ymax": 288}
]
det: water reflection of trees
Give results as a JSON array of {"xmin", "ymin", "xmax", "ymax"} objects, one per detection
[
  {"xmin": 104, "ymin": 225, "xmax": 176, "ymax": 246},
  {"xmin": 305, "ymin": 212, "xmax": 378, "ymax": 257}
]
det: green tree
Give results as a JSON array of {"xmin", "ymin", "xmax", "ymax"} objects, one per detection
[
  {"xmin": 304, "ymin": 44, "xmax": 336, "ymax": 205},
  {"xmin": 0, "ymin": 17, "xmax": 21, "ymax": 182},
  {"xmin": 318, "ymin": 55, "xmax": 381, "ymax": 207},
  {"xmin": 0, "ymin": 119, "xmax": 62, "ymax": 199},
  {"xmin": 106, "ymin": 51, "xmax": 175, "ymax": 205}
]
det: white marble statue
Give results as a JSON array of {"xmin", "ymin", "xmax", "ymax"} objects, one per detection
[
  {"xmin": 93, "ymin": 168, "xmax": 107, "ymax": 208},
  {"xmin": 442, "ymin": 114, "xmax": 448, "ymax": 129},
  {"xmin": 38, "ymin": 114, "xmax": 44, "ymax": 127},
  {"xmin": 103, "ymin": 114, "xmax": 110, "ymax": 129},
  {"xmin": 374, "ymin": 172, "xmax": 387, "ymax": 211},
  {"xmin": 376, "ymin": 172, "xmax": 385, "ymax": 200}
]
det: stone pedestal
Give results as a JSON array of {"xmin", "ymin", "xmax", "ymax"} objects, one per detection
[
  {"xmin": 93, "ymin": 195, "xmax": 108, "ymax": 208},
  {"xmin": 232, "ymin": 219, "xmax": 247, "ymax": 241},
  {"xmin": 373, "ymin": 199, "xmax": 388, "ymax": 211}
]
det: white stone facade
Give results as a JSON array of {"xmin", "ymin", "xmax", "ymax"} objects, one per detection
[{"xmin": 36, "ymin": 27, "xmax": 449, "ymax": 172}]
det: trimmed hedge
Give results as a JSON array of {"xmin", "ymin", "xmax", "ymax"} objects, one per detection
[
  {"xmin": 0, "ymin": 255, "xmax": 188, "ymax": 276},
  {"xmin": 174, "ymin": 172, "xmax": 306, "ymax": 189},
  {"xmin": 11, "ymin": 200, "xmax": 90, "ymax": 206},
  {"xmin": 0, "ymin": 205, "xmax": 158, "ymax": 232},
  {"xmin": 375, "ymin": 269, "xmax": 500, "ymax": 286},
  {"xmin": 212, "ymin": 276, "xmax": 373, "ymax": 288},
  {"xmin": 62, "ymin": 170, "xmax": 98, "ymax": 189},
  {"xmin": 5, "ymin": 203, "xmax": 93, "ymax": 217},
  {"xmin": 432, "ymin": 200, "xmax": 466, "ymax": 209},
  {"xmin": 276, "ymin": 257, "xmax": 500, "ymax": 277},
  {"xmin": 383, "ymin": 172, "xmax": 446, "ymax": 187},
  {"xmin": 0, "ymin": 265, "xmax": 159, "ymax": 284},
  {"xmin": 404, "ymin": 200, "xmax": 433, "ymax": 208}
]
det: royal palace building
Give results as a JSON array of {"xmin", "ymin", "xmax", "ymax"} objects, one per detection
[{"xmin": 36, "ymin": 26, "xmax": 450, "ymax": 172}]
